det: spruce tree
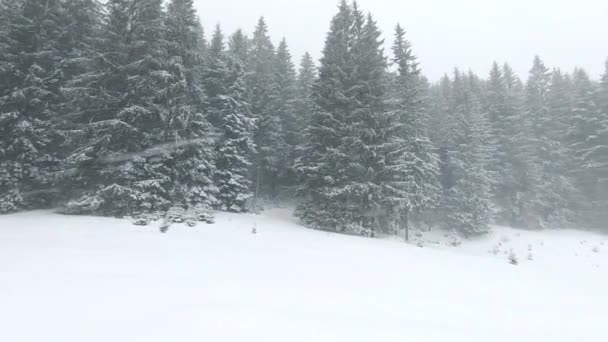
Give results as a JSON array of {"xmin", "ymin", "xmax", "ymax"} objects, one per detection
[
  {"xmin": 566, "ymin": 68, "xmax": 606, "ymax": 226},
  {"xmin": 439, "ymin": 70, "xmax": 494, "ymax": 236},
  {"xmin": 63, "ymin": 0, "xmax": 177, "ymax": 216},
  {"xmin": 297, "ymin": 2, "xmax": 399, "ymax": 234},
  {"xmin": 247, "ymin": 17, "xmax": 284, "ymax": 198},
  {"xmin": 273, "ymin": 38, "xmax": 298, "ymax": 185},
  {"xmin": 388, "ymin": 24, "xmax": 439, "ymax": 239},
  {"xmin": 164, "ymin": 0, "xmax": 217, "ymax": 211},
  {"xmin": 0, "ymin": 0, "xmax": 64, "ymax": 213},
  {"xmin": 203, "ymin": 26, "xmax": 256, "ymax": 212},
  {"xmin": 56, "ymin": 0, "xmax": 104, "ymax": 201},
  {"xmin": 228, "ymin": 29, "xmax": 249, "ymax": 68},
  {"xmin": 297, "ymin": 0, "xmax": 360, "ymax": 231},
  {"xmin": 523, "ymin": 56, "xmax": 576, "ymax": 228},
  {"xmin": 592, "ymin": 60, "xmax": 608, "ymax": 228},
  {"xmin": 292, "ymin": 52, "xmax": 317, "ymax": 170},
  {"xmin": 494, "ymin": 63, "xmax": 537, "ymax": 226},
  {"xmin": 294, "ymin": 52, "xmax": 317, "ymax": 126}
]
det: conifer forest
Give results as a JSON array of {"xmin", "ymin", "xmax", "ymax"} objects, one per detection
[{"xmin": 1, "ymin": 0, "xmax": 607, "ymax": 237}]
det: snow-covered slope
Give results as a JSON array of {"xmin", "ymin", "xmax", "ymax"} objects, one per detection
[{"xmin": 0, "ymin": 209, "xmax": 606, "ymax": 342}]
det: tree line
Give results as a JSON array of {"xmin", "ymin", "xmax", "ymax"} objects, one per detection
[{"xmin": 1, "ymin": 0, "xmax": 607, "ymax": 236}]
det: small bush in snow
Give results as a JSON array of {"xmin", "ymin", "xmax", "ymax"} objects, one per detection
[
  {"xmin": 132, "ymin": 218, "xmax": 149, "ymax": 226},
  {"xmin": 592, "ymin": 246, "xmax": 600, "ymax": 253},
  {"xmin": 449, "ymin": 235, "xmax": 462, "ymax": 247},
  {"xmin": 416, "ymin": 241, "xmax": 424, "ymax": 248},
  {"xmin": 186, "ymin": 220, "xmax": 197, "ymax": 228},
  {"xmin": 345, "ymin": 223, "xmax": 374, "ymax": 238},
  {"xmin": 193, "ymin": 206, "xmax": 214, "ymax": 224},
  {"xmin": 509, "ymin": 251, "xmax": 518, "ymax": 265},
  {"xmin": 527, "ymin": 253, "xmax": 534, "ymax": 261},
  {"xmin": 159, "ymin": 220, "xmax": 170, "ymax": 234},
  {"xmin": 166, "ymin": 206, "xmax": 186, "ymax": 223},
  {"xmin": 491, "ymin": 245, "xmax": 500, "ymax": 255},
  {"xmin": 147, "ymin": 214, "xmax": 161, "ymax": 222}
]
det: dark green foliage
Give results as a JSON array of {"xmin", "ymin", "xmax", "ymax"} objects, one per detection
[
  {"xmin": 0, "ymin": 0, "xmax": 65, "ymax": 212},
  {"xmin": 203, "ymin": 26, "xmax": 256, "ymax": 212},
  {"xmin": 438, "ymin": 70, "xmax": 494, "ymax": 236},
  {"xmin": 247, "ymin": 17, "xmax": 284, "ymax": 198}
]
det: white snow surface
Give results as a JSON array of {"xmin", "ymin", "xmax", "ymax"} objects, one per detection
[{"xmin": 1, "ymin": 208, "xmax": 607, "ymax": 342}]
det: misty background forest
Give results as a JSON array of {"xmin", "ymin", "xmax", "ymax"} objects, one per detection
[{"xmin": 1, "ymin": 0, "xmax": 607, "ymax": 236}]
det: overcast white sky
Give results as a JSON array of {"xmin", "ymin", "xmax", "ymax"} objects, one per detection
[{"xmin": 193, "ymin": 0, "xmax": 608, "ymax": 81}]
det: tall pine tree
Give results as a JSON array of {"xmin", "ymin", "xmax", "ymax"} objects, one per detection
[
  {"xmin": 0, "ymin": 0, "xmax": 64, "ymax": 213},
  {"xmin": 247, "ymin": 17, "xmax": 284, "ymax": 198},
  {"xmin": 63, "ymin": 0, "xmax": 177, "ymax": 216},
  {"xmin": 387, "ymin": 24, "xmax": 439, "ymax": 240},
  {"xmin": 439, "ymin": 70, "xmax": 495, "ymax": 236},
  {"xmin": 523, "ymin": 56, "xmax": 576, "ymax": 228},
  {"xmin": 273, "ymin": 38, "xmax": 298, "ymax": 186},
  {"xmin": 203, "ymin": 26, "xmax": 256, "ymax": 212}
]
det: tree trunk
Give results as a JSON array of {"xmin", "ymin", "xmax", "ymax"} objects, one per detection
[{"xmin": 404, "ymin": 209, "xmax": 409, "ymax": 242}]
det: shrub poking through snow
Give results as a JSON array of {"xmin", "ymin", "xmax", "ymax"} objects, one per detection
[
  {"xmin": 592, "ymin": 246, "xmax": 600, "ymax": 253},
  {"xmin": 193, "ymin": 206, "xmax": 214, "ymax": 224},
  {"xmin": 159, "ymin": 220, "xmax": 170, "ymax": 234},
  {"xmin": 186, "ymin": 220, "xmax": 197, "ymax": 228},
  {"xmin": 509, "ymin": 251, "xmax": 518, "ymax": 265},
  {"xmin": 449, "ymin": 235, "xmax": 462, "ymax": 247},
  {"xmin": 527, "ymin": 253, "xmax": 534, "ymax": 261},
  {"xmin": 491, "ymin": 245, "xmax": 501, "ymax": 255},
  {"xmin": 166, "ymin": 206, "xmax": 186, "ymax": 223},
  {"xmin": 133, "ymin": 218, "xmax": 149, "ymax": 226},
  {"xmin": 345, "ymin": 223, "xmax": 374, "ymax": 238}
]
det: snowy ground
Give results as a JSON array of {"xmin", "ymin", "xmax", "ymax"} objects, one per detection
[{"xmin": 1, "ymin": 208, "xmax": 607, "ymax": 342}]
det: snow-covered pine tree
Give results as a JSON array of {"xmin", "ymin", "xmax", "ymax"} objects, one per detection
[
  {"xmin": 483, "ymin": 62, "xmax": 510, "ymax": 219},
  {"xmin": 547, "ymin": 69, "xmax": 573, "ymax": 142},
  {"xmin": 345, "ymin": 11, "xmax": 395, "ymax": 233},
  {"xmin": 523, "ymin": 56, "xmax": 577, "ymax": 228},
  {"xmin": 491, "ymin": 63, "xmax": 539, "ymax": 227},
  {"xmin": 592, "ymin": 60, "xmax": 608, "ymax": 228},
  {"xmin": 440, "ymin": 70, "xmax": 494, "ymax": 236},
  {"xmin": 0, "ymin": 0, "xmax": 64, "ymax": 213},
  {"xmin": 163, "ymin": 0, "xmax": 217, "ymax": 211},
  {"xmin": 203, "ymin": 26, "xmax": 256, "ymax": 212},
  {"xmin": 247, "ymin": 17, "xmax": 284, "ymax": 198},
  {"xmin": 228, "ymin": 29, "xmax": 250, "ymax": 67},
  {"xmin": 273, "ymin": 38, "xmax": 298, "ymax": 186},
  {"xmin": 56, "ymin": 0, "xmax": 104, "ymax": 201},
  {"xmin": 387, "ymin": 24, "xmax": 439, "ymax": 239},
  {"xmin": 63, "ymin": 0, "xmax": 176, "ymax": 216},
  {"xmin": 297, "ymin": 2, "xmax": 400, "ymax": 234},
  {"xmin": 296, "ymin": 0, "xmax": 361, "ymax": 231},
  {"xmin": 292, "ymin": 52, "xmax": 317, "ymax": 174},
  {"xmin": 566, "ymin": 68, "xmax": 606, "ymax": 226},
  {"xmin": 294, "ymin": 52, "xmax": 316, "ymax": 129}
]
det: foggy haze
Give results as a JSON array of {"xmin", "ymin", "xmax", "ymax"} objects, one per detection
[{"xmin": 194, "ymin": 0, "xmax": 608, "ymax": 80}]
